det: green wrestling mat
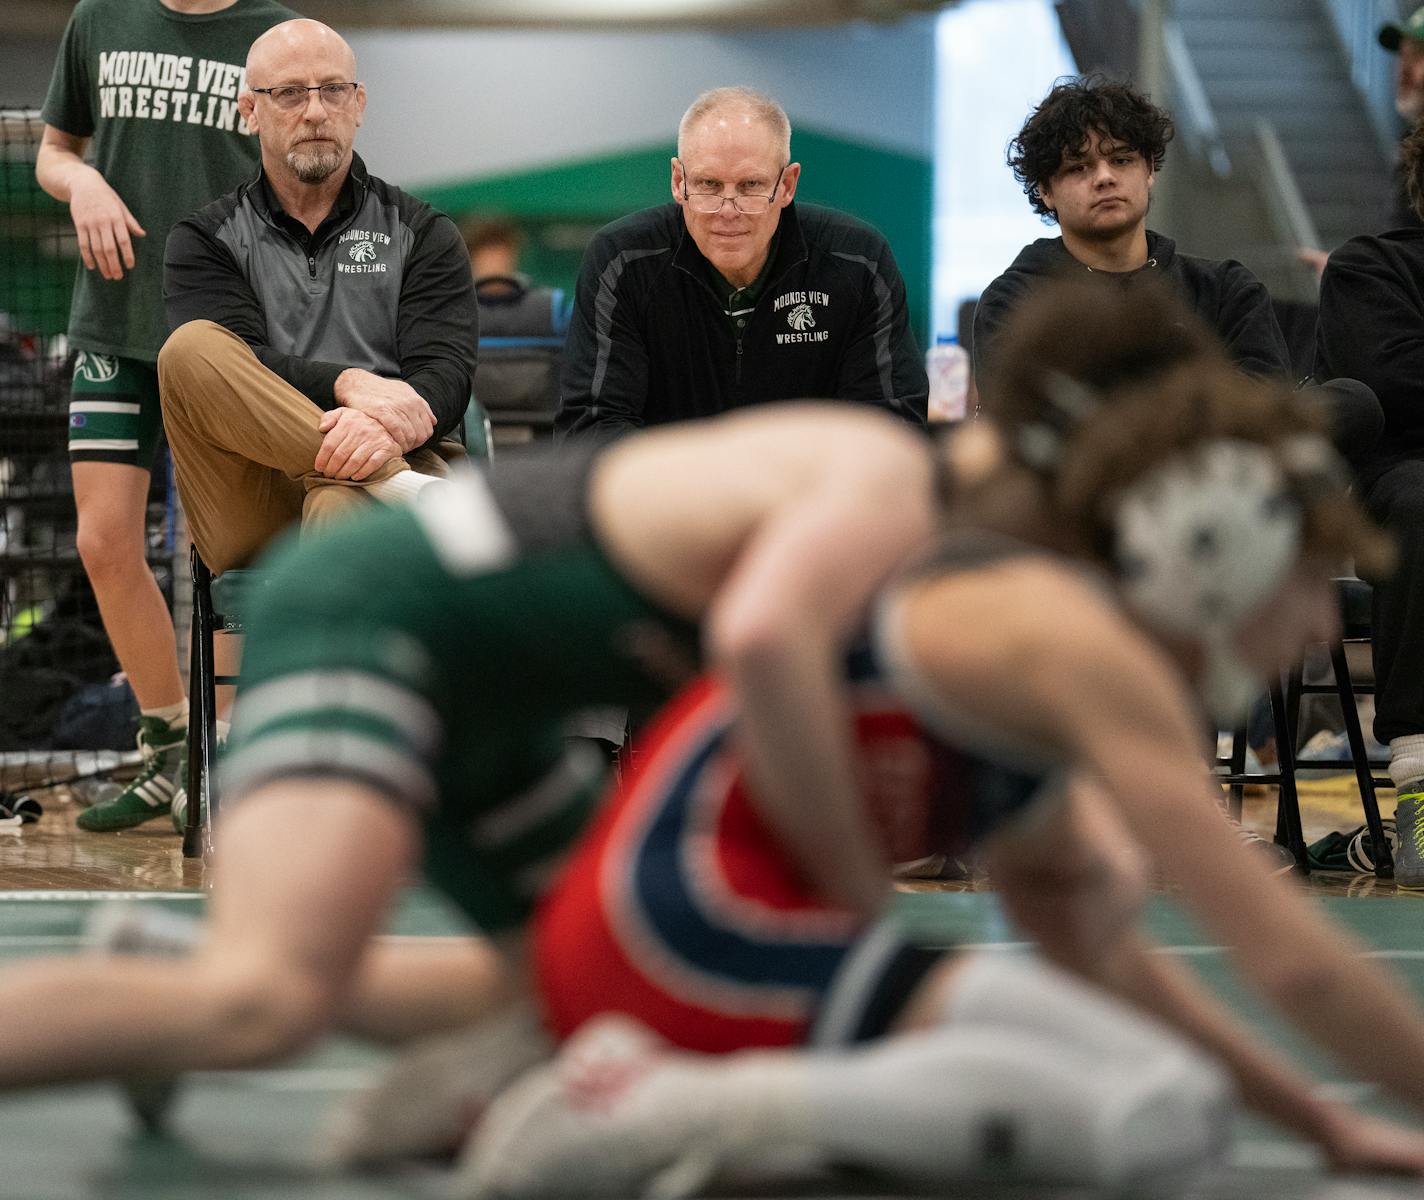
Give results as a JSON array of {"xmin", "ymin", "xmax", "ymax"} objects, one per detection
[{"xmin": 2, "ymin": 888, "xmax": 1422, "ymax": 1200}]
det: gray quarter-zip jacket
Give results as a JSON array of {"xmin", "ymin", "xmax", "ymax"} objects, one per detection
[{"xmin": 163, "ymin": 153, "xmax": 477, "ymax": 444}]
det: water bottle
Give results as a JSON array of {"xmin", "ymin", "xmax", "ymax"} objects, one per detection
[{"xmin": 926, "ymin": 334, "xmax": 969, "ymax": 424}]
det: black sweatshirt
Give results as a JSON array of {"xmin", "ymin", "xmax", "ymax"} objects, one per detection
[
  {"xmin": 555, "ymin": 201, "xmax": 927, "ymax": 436},
  {"xmin": 972, "ymin": 231, "xmax": 1290, "ymax": 406},
  {"xmin": 1317, "ymin": 229, "xmax": 1424, "ymax": 458}
]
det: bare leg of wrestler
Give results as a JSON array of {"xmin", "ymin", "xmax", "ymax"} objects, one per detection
[
  {"xmin": 0, "ymin": 782, "xmax": 416, "ymax": 1088},
  {"xmin": 341, "ymin": 937, "xmax": 515, "ymax": 1045}
]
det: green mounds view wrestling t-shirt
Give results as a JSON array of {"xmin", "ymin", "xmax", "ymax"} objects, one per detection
[{"xmin": 42, "ymin": 0, "xmax": 296, "ymax": 362}]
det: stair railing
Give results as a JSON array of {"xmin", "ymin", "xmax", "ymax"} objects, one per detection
[
  {"xmin": 1162, "ymin": 17, "xmax": 1232, "ymax": 177},
  {"xmin": 1252, "ymin": 119, "xmax": 1324, "ymax": 295}
]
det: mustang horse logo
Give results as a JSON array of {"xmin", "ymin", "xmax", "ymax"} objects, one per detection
[
  {"xmin": 349, "ymin": 241, "xmax": 378, "ymax": 263},
  {"xmin": 75, "ymin": 352, "xmax": 120, "ymax": 384},
  {"xmin": 786, "ymin": 303, "xmax": 816, "ymax": 331}
]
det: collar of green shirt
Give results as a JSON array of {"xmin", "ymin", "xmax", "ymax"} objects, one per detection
[{"xmin": 706, "ymin": 232, "xmax": 781, "ymax": 329}]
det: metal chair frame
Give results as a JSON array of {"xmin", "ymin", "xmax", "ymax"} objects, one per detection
[
  {"xmin": 1218, "ymin": 611, "xmax": 1393, "ymax": 878},
  {"xmin": 182, "ymin": 547, "xmax": 242, "ymax": 859}
]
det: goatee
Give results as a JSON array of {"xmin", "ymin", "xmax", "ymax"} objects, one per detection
[{"xmin": 288, "ymin": 146, "xmax": 341, "ymax": 184}]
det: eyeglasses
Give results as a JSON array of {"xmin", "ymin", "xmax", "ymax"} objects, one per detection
[
  {"xmin": 679, "ymin": 162, "xmax": 787, "ymax": 214},
  {"xmin": 250, "ymin": 82, "xmax": 360, "ymax": 111}
]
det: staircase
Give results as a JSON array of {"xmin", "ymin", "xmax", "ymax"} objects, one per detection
[{"xmin": 1173, "ymin": 0, "xmax": 1393, "ymax": 254}]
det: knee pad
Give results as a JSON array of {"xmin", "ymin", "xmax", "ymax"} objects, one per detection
[{"xmin": 817, "ymin": 1022, "xmax": 1232, "ymax": 1195}]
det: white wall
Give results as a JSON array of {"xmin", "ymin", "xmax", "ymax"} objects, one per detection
[
  {"xmin": 3, "ymin": 21, "xmax": 933, "ymax": 180},
  {"xmin": 347, "ymin": 19, "xmax": 935, "ymax": 186},
  {"xmin": 932, "ymin": 0, "xmax": 1075, "ymax": 336}
]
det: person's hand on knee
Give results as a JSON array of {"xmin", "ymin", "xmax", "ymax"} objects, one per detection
[
  {"xmin": 334, "ymin": 368, "xmax": 436, "ymax": 452},
  {"xmin": 316, "ymin": 408, "xmax": 401, "ymax": 480}
]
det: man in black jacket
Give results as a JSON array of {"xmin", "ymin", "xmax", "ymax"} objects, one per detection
[
  {"xmin": 1316, "ymin": 118, "xmax": 1424, "ymax": 887},
  {"xmin": 972, "ymin": 77, "xmax": 1290, "ymax": 402},
  {"xmin": 1378, "ymin": 6, "xmax": 1424, "ymax": 233},
  {"xmin": 158, "ymin": 18, "xmax": 477, "ymax": 577},
  {"xmin": 555, "ymin": 87, "xmax": 926, "ymax": 436}
]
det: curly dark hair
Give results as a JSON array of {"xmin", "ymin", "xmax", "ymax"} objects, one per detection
[
  {"xmin": 1008, "ymin": 75, "xmax": 1175, "ymax": 222},
  {"xmin": 1403, "ymin": 117, "xmax": 1424, "ymax": 221}
]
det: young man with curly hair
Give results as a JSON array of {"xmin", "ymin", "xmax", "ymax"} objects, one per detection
[{"xmin": 972, "ymin": 76, "xmax": 1291, "ymax": 407}]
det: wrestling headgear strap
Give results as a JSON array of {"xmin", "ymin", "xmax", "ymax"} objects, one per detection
[{"xmin": 1113, "ymin": 440, "xmax": 1301, "ymax": 724}]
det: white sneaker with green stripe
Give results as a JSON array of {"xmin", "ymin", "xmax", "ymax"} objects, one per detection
[
  {"xmin": 76, "ymin": 715, "xmax": 184, "ymax": 832},
  {"xmin": 1393, "ymin": 789, "xmax": 1424, "ymax": 888}
]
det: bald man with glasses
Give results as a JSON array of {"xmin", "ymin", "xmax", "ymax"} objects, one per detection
[
  {"xmin": 158, "ymin": 18, "xmax": 476, "ymax": 583},
  {"xmin": 555, "ymin": 87, "xmax": 927, "ymax": 436}
]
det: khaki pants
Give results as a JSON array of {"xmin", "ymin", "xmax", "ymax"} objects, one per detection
[{"xmin": 157, "ymin": 320, "xmax": 450, "ymax": 573}]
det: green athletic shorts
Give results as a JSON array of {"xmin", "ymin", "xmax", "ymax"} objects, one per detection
[
  {"xmin": 221, "ymin": 491, "xmax": 698, "ymax": 933},
  {"xmin": 67, "ymin": 351, "xmax": 164, "ymax": 469}
]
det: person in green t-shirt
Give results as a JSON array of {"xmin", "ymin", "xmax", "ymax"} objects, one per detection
[{"xmin": 35, "ymin": 0, "xmax": 295, "ymax": 833}]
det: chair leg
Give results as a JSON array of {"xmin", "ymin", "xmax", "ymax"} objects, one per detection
[
  {"xmin": 1226, "ymin": 726, "xmax": 1248, "ymax": 819},
  {"xmin": 1330, "ymin": 641, "xmax": 1394, "ymax": 879},
  {"xmin": 1270, "ymin": 672, "xmax": 1309, "ymax": 872},
  {"xmin": 184, "ymin": 548, "xmax": 216, "ymax": 859}
]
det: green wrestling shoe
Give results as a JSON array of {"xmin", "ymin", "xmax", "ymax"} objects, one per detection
[
  {"xmin": 76, "ymin": 715, "xmax": 185, "ymax": 832},
  {"xmin": 1393, "ymin": 788, "xmax": 1424, "ymax": 888}
]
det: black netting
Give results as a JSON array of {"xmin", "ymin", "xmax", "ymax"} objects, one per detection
[{"xmin": 0, "ymin": 107, "xmax": 169, "ymax": 766}]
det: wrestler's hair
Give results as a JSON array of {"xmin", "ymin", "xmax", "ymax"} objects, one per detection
[
  {"xmin": 1008, "ymin": 75, "xmax": 1174, "ymax": 221},
  {"xmin": 1403, "ymin": 116, "xmax": 1424, "ymax": 221},
  {"xmin": 980, "ymin": 277, "xmax": 1393, "ymax": 578},
  {"xmin": 677, "ymin": 86, "xmax": 791, "ymax": 163}
]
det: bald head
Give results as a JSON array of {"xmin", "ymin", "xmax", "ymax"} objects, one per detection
[
  {"xmin": 677, "ymin": 87, "xmax": 791, "ymax": 162},
  {"xmin": 246, "ymin": 19, "xmax": 356, "ymax": 85},
  {"xmin": 238, "ymin": 18, "xmax": 366, "ymax": 194},
  {"xmin": 669, "ymin": 86, "xmax": 799, "ymax": 289}
]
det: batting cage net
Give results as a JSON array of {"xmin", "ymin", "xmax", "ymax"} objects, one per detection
[{"xmin": 0, "ymin": 108, "xmax": 171, "ymax": 788}]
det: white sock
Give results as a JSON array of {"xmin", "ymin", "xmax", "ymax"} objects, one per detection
[
  {"xmin": 215, "ymin": 718, "xmax": 231, "ymax": 743},
  {"xmin": 944, "ymin": 951, "xmax": 1187, "ymax": 1062},
  {"xmin": 804, "ymin": 1024, "xmax": 1229, "ymax": 1192},
  {"xmin": 366, "ymin": 469, "xmax": 446, "ymax": 505},
  {"xmin": 1389, "ymin": 734, "xmax": 1424, "ymax": 791},
  {"xmin": 140, "ymin": 700, "xmax": 188, "ymax": 729},
  {"xmin": 459, "ymin": 1018, "xmax": 816, "ymax": 1199},
  {"xmin": 554, "ymin": 1020, "xmax": 1227, "ymax": 1193},
  {"xmin": 460, "ymin": 1010, "xmax": 1228, "ymax": 1197}
]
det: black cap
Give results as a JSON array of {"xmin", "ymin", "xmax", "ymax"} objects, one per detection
[{"xmin": 1381, "ymin": 5, "xmax": 1424, "ymax": 50}]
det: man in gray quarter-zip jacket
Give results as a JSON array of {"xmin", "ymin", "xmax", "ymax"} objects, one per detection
[
  {"xmin": 554, "ymin": 86, "xmax": 927, "ymax": 437},
  {"xmin": 158, "ymin": 18, "xmax": 476, "ymax": 575}
]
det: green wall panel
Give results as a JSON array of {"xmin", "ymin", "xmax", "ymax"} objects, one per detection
[{"xmin": 0, "ymin": 158, "xmax": 75, "ymax": 338}]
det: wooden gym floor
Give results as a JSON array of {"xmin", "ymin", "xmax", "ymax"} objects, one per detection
[{"xmin": 1, "ymin": 777, "xmax": 1422, "ymax": 1199}]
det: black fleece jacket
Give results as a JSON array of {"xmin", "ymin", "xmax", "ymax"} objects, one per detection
[
  {"xmin": 555, "ymin": 201, "xmax": 927, "ymax": 436},
  {"xmin": 1317, "ymin": 229, "xmax": 1424, "ymax": 459},
  {"xmin": 972, "ymin": 231, "xmax": 1289, "ymax": 406}
]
